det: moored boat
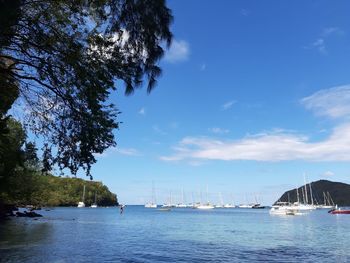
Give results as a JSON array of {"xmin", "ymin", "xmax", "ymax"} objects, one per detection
[
  {"xmin": 77, "ymin": 185, "xmax": 86, "ymax": 208},
  {"xmin": 328, "ymin": 206, "xmax": 350, "ymax": 214},
  {"xmin": 197, "ymin": 203, "xmax": 215, "ymax": 209}
]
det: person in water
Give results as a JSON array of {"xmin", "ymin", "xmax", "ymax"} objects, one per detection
[{"xmin": 120, "ymin": 204, "xmax": 125, "ymax": 214}]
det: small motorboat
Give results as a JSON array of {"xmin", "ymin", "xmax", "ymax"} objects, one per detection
[
  {"xmin": 158, "ymin": 208, "xmax": 171, "ymax": 212},
  {"xmin": 328, "ymin": 208, "xmax": 350, "ymax": 214}
]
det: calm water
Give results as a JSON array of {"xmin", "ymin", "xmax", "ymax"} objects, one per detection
[{"xmin": 0, "ymin": 206, "xmax": 349, "ymax": 262}]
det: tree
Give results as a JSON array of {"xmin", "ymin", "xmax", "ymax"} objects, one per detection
[
  {"xmin": 0, "ymin": 118, "xmax": 26, "ymax": 190},
  {"xmin": 0, "ymin": 0, "xmax": 173, "ymax": 178}
]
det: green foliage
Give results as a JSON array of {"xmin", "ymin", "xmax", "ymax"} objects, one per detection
[
  {"xmin": 0, "ymin": 0, "xmax": 173, "ymax": 178},
  {"xmin": 0, "ymin": 119, "xmax": 118, "ymax": 208},
  {"xmin": 0, "ymin": 118, "xmax": 26, "ymax": 183},
  {"xmin": 2, "ymin": 172, "xmax": 118, "ymax": 207}
]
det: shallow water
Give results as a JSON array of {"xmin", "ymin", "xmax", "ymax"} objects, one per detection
[{"xmin": 0, "ymin": 207, "xmax": 349, "ymax": 262}]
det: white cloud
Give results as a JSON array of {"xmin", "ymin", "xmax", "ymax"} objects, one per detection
[
  {"xmin": 312, "ymin": 38, "xmax": 326, "ymax": 54},
  {"xmin": 200, "ymin": 63, "xmax": 206, "ymax": 71},
  {"xmin": 161, "ymin": 84, "xmax": 350, "ymax": 164},
  {"xmin": 301, "ymin": 84, "xmax": 350, "ymax": 119},
  {"xmin": 221, "ymin": 100, "xmax": 236, "ymax": 110},
  {"xmin": 322, "ymin": 171, "xmax": 335, "ymax": 177},
  {"xmin": 164, "ymin": 40, "xmax": 189, "ymax": 63},
  {"xmin": 308, "ymin": 27, "xmax": 344, "ymax": 54},
  {"xmin": 321, "ymin": 27, "xmax": 344, "ymax": 37},
  {"xmin": 152, "ymin": 125, "xmax": 167, "ymax": 135},
  {"xmin": 138, "ymin": 107, "xmax": 146, "ymax": 115},
  {"xmin": 208, "ymin": 127, "xmax": 230, "ymax": 134},
  {"xmin": 160, "ymin": 123, "xmax": 350, "ymax": 162},
  {"xmin": 96, "ymin": 147, "xmax": 141, "ymax": 158},
  {"xmin": 115, "ymin": 148, "xmax": 141, "ymax": 156},
  {"xmin": 240, "ymin": 9, "xmax": 250, "ymax": 16}
]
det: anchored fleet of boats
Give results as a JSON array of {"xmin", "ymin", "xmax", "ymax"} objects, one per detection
[{"xmin": 142, "ymin": 178, "xmax": 348, "ymax": 215}]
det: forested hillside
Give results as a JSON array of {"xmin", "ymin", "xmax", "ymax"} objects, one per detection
[{"xmin": 1, "ymin": 173, "xmax": 118, "ymax": 207}]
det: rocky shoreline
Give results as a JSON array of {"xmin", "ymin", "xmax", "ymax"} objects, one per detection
[{"xmin": 0, "ymin": 203, "xmax": 43, "ymax": 219}]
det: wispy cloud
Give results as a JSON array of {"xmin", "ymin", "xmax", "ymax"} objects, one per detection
[
  {"xmin": 200, "ymin": 63, "xmax": 206, "ymax": 71},
  {"xmin": 321, "ymin": 27, "xmax": 344, "ymax": 37},
  {"xmin": 308, "ymin": 27, "xmax": 344, "ymax": 54},
  {"xmin": 164, "ymin": 39, "xmax": 190, "ymax": 63},
  {"xmin": 152, "ymin": 125, "xmax": 167, "ymax": 135},
  {"xmin": 301, "ymin": 84, "xmax": 350, "ymax": 119},
  {"xmin": 169, "ymin": 122, "xmax": 179, "ymax": 129},
  {"xmin": 138, "ymin": 107, "xmax": 146, "ymax": 115},
  {"xmin": 321, "ymin": 171, "xmax": 335, "ymax": 177},
  {"xmin": 115, "ymin": 147, "xmax": 141, "ymax": 156},
  {"xmin": 96, "ymin": 147, "xmax": 141, "ymax": 158},
  {"xmin": 221, "ymin": 100, "xmax": 236, "ymax": 110},
  {"xmin": 208, "ymin": 127, "xmax": 230, "ymax": 134},
  {"xmin": 160, "ymin": 124, "xmax": 350, "ymax": 162},
  {"xmin": 240, "ymin": 9, "xmax": 250, "ymax": 16},
  {"xmin": 161, "ymin": 84, "xmax": 350, "ymax": 163},
  {"xmin": 312, "ymin": 38, "xmax": 326, "ymax": 54}
]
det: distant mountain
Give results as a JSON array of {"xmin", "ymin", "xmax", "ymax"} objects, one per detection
[{"xmin": 276, "ymin": 180, "xmax": 350, "ymax": 206}]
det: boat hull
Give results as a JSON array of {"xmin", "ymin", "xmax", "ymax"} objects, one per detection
[{"xmin": 329, "ymin": 209, "xmax": 350, "ymax": 214}]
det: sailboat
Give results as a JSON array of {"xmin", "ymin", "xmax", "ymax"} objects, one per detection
[
  {"xmin": 162, "ymin": 191, "xmax": 176, "ymax": 208},
  {"xmin": 91, "ymin": 192, "xmax": 98, "ymax": 208},
  {"xmin": 176, "ymin": 188, "xmax": 188, "ymax": 208},
  {"xmin": 196, "ymin": 185, "xmax": 214, "ymax": 209},
  {"xmin": 77, "ymin": 185, "xmax": 86, "ymax": 208},
  {"xmin": 317, "ymin": 192, "xmax": 335, "ymax": 209},
  {"xmin": 215, "ymin": 192, "xmax": 224, "ymax": 208},
  {"xmin": 145, "ymin": 182, "xmax": 157, "ymax": 208}
]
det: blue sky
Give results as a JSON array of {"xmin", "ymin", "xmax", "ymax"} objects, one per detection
[{"xmin": 34, "ymin": 1, "xmax": 350, "ymax": 205}]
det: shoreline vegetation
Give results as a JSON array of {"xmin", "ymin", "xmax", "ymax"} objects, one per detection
[
  {"xmin": 0, "ymin": 118, "xmax": 118, "ymax": 219},
  {"xmin": 0, "ymin": 174, "xmax": 118, "ymax": 219}
]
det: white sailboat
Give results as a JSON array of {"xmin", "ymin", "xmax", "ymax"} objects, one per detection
[
  {"xmin": 145, "ymin": 182, "xmax": 157, "ymax": 208},
  {"xmin": 162, "ymin": 191, "xmax": 176, "ymax": 208},
  {"xmin": 224, "ymin": 193, "xmax": 236, "ymax": 208},
  {"xmin": 77, "ymin": 185, "xmax": 86, "ymax": 208},
  {"xmin": 176, "ymin": 188, "xmax": 188, "ymax": 208},
  {"xmin": 196, "ymin": 185, "xmax": 214, "ymax": 209},
  {"xmin": 317, "ymin": 191, "xmax": 335, "ymax": 209},
  {"xmin": 91, "ymin": 192, "xmax": 98, "ymax": 208},
  {"xmin": 215, "ymin": 192, "xmax": 224, "ymax": 208}
]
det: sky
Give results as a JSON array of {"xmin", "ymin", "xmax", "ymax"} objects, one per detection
[{"xmin": 30, "ymin": 1, "xmax": 350, "ymax": 205}]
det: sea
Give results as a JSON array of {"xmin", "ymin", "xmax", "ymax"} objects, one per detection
[{"xmin": 0, "ymin": 206, "xmax": 349, "ymax": 262}]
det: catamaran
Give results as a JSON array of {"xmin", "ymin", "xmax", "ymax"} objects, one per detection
[{"xmin": 269, "ymin": 202, "xmax": 300, "ymax": 215}]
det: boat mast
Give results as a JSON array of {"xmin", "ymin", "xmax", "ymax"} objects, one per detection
[
  {"xmin": 296, "ymin": 187, "xmax": 300, "ymax": 203},
  {"xmin": 303, "ymin": 174, "xmax": 309, "ymax": 204},
  {"xmin": 151, "ymin": 181, "xmax": 156, "ymax": 205},
  {"xmin": 82, "ymin": 185, "xmax": 86, "ymax": 202},
  {"xmin": 308, "ymin": 181, "xmax": 314, "ymax": 206},
  {"xmin": 206, "ymin": 185, "xmax": 209, "ymax": 204}
]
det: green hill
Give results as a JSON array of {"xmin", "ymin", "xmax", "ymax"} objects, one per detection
[
  {"xmin": 1, "ymin": 173, "xmax": 118, "ymax": 207},
  {"xmin": 276, "ymin": 180, "xmax": 350, "ymax": 206}
]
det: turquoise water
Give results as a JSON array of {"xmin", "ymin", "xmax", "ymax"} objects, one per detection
[{"xmin": 0, "ymin": 206, "xmax": 349, "ymax": 262}]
